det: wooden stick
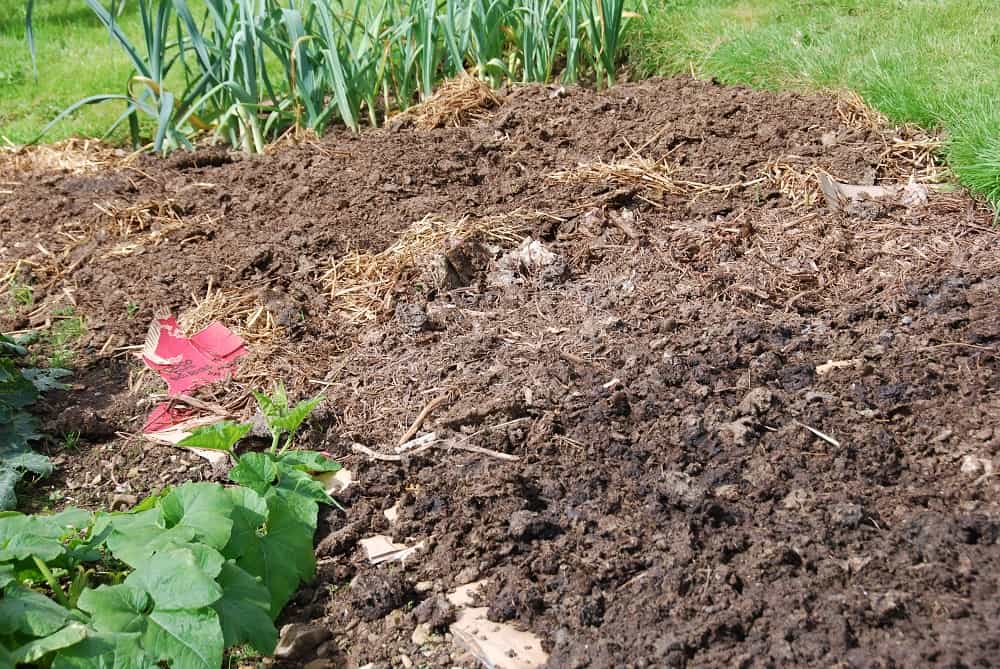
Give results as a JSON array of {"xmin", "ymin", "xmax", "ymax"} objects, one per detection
[
  {"xmin": 794, "ymin": 420, "xmax": 841, "ymax": 448},
  {"xmin": 352, "ymin": 442, "xmax": 435, "ymax": 462},
  {"xmin": 398, "ymin": 394, "xmax": 448, "ymax": 446},
  {"xmin": 446, "ymin": 442, "xmax": 521, "ymax": 462}
]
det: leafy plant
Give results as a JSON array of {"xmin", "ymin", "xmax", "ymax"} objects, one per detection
[
  {"xmin": 252, "ymin": 382, "xmax": 323, "ymax": 454},
  {"xmin": 0, "ymin": 333, "xmax": 69, "ymax": 511},
  {"xmin": 46, "ymin": 310, "xmax": 85, "ymax": 370},
  {"xmin": 581, "ymin": 0, "xmax": 630, "ymax": 87},
  {"xmin": 27, "ymin": 0, "xmax": 634, "ymax": 152},
  {"xmin": 8, "ymin": 281, "xmax": 34, "ymax": 309},
  {"xmin": 0, "ymin": 444, "xmax": 343, "ymax": 666}
]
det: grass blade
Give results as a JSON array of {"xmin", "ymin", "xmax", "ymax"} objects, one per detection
[{"xmin": 25, "ymin": 0, "xmax": 37, "ymax": 81}]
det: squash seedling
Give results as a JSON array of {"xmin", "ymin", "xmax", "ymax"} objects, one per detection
[{"xmin": 252, "ymin": 382, "xmax": 323, "ymax": 455}]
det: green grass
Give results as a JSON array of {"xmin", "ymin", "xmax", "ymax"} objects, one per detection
[
  {"xmin": 0, "ymin": 0, "xmax": 150, "ymax": 143},
  {"xmin": 632, "ymin": 0, "xmax": 1000, "ymax": 205}
]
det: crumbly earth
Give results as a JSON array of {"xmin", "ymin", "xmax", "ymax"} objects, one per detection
[{"xmin": 2, "ymin": 77, "xmax": 998, "ymax": 669}]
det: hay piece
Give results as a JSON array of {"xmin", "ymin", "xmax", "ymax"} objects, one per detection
[
  {"xmin": 760, "ymin": 159, "xmax": 822, "ymax": 208},
  {"xmin": 323, "ymin": 212, "xmax": 537, "ymax": 321},
  {"xmin": 396, "ymin": 75, "xmax": 504, "ymax": 129},
  {"xmin": 0, "ymin": 138, "xmax": 134, "ymax": 176},
  {"xmin": 833, "ymin": 90, "xmax": 890, "ymax": 132},
  {"xmin": 549, "ymin": 157, "xmax": 760, "ymax": 198},
  {"xmin": 830, "ymin": 89, "xmax": 946, "ymax": 183},
  {"xmin": 94, "ymin": 199, "xmax": 186, "ymax": 239}
]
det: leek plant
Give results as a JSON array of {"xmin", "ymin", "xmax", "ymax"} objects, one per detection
[
  {"xmin": 27, "ymin": 0, "xmax": 636, "ymax": 152},
  {"xmin": 581, "ymin": 0, "xmax": 628, "ymax": 87}
]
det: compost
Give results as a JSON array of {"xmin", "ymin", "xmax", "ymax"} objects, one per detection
[{"xmin": 2, "ymin": 77, "xmax": 998, "ymax": 668}]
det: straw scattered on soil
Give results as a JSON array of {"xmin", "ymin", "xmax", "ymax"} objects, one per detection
[
  {"xmin": 548, "ymin": 157, "xmax": 764, "ymax": 200},
  {"xmin": 394, "ymin": 75, "xmax": 504, "ymax": 129},
  {"xmin": 0, "ymin": 138, "xmax": 134, "ymax": 176},
  {"xmin": 323, "ymin": 212, "xmax": 539, "ymax": 321},
  {"xmin": 657, "ymin": 201, "xmax": 1000, "ymax": 313}
]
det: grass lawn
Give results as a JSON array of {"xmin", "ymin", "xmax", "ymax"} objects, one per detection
[
  {"xmin": 631, "ymin": 0, "xmax": 1000, "ymax": 204},
  {"xmin": 0, "ymin": 0, "xmax": 144, "ymax": 144}
]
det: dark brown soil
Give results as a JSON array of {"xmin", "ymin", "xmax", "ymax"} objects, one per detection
[{"xmin": 2, "ymin": 77, "xmax": 999, "ymax": 669}]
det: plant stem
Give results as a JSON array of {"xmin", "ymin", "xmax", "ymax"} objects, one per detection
[{"xmin": 32, "ymin": 555, "xmax": 70, "ymax": 608}]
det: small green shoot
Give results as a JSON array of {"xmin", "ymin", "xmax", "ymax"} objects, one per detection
[
  {"xmin": 252, "ymin": 382, "xmax": 323, "ymax": 454},
  {"xmin": 47, "ymin": 309, "xmax": 85, "ymax": 369},
  {"xmin": 59, "ymin": 432, "xmax": 81, "ymax": 451},
  {"xmin": 9, "ymin": 281, "xmax": 34, "ymax": 309},
  {"xmin": 125, "ymin": 302, "xmax": 140, "ymax": 319}
]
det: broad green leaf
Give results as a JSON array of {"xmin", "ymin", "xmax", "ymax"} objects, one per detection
[
  {"xmin": 0, "ymin": 641, "xmax": 12, "ymax": 666},
  {"xmin": 21, "ymin": 368, "xmax": 72, "ymax": 392},
  {"xmin": 275, "ymin": 395, "xmax": 323, "ymax": 437},
  {"xmin": 278, "ymin": 450, "xmax": 342, "ymax": 473},
  {"xmin": 177, "ymin": 421, "xmax": 252, "ymax": 453},
  {"xmin": 47, "ymin": 508, "xmax": 93, "ymax": 530},
  {"xmin": 236, "ymin": 495, "xmax": 316, "ymax": 617},
  {"xmin": 277, "ymin": 466, "xmax": 334, "ymax": 509},
  {"xmin": 159, "ymin": 482, "xmax": 234, "ymax": 550},
  {"xmin": 143, "ymin": 608, "xmax": 223, "ymax": 669},
  {"xmin": 269, "ymin": 484, "xmax": 320, "ymax": 532},
  {"xmin": 0, "ymin": 530, "xmax": 65, "ymax": 562},
  {"xmin": 211, "ymin": 562, "xmax": 278, "ymax": 654},
  {"xmin": 78, "ymin": 585, "xmax": 151, "ymax": 634},
  {"xmin": 223, "ymin": 487, "xmax": 267, "ymax": 560},
  {"xmin": 229, "ymin": 453, "xmax": 278, "ymax": 495},
  {"xmin": 0, "ymin": 584, "xmax": 73, "ymax": 637},
  {"xmin": 0, "ymin": 358, "xmax": 39, "ymax": 409},
  {"xmin": 105, "ymin": 508, "xmax": 159, "ymax": 535},
  {"xmin": 0, "ymin": 511, "xmax": 77, "ymax": 562},
  {"xmin": 12, "ymin": 622, "xmax": 88, "ymax": 664},
  {"xmin": 125, "ymin": 545, "xmax": 224, "ymax": 610},
  {"xmin": 52, "ymin": 631, "xmax": 155, "ymax": 669},
  {"xmin": 0, "ymin": 511, "xmax": 30, "ymax": 541},
  {"xmin": 0, "ymin": 563, "xmax": 13, "ymax": 589},
  {"xmin": 106, "ymin": 512, "xmax": 198, "ymax": 568},
  {"xmin": 0, "ymin": 407, "xmax": 43, "ymax": 444},
  {"xmin": 2, "ymin": 449, "xmax": 52, "ymax": 475},
  {"xmin": 0, "ymin": 334, "xmax": 27, "ymax": 356},
  {"xmin": 0, "ymin": 467, "xmax": 18, "ymax": 510}
]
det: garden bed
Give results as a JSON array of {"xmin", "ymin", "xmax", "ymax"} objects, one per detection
[{"xmin": 2, "ymin": 77, "xmax": 998, "ymax": 667}]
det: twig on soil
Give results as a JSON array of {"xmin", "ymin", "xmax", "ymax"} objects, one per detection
[
  {"xmin": 395, "ymin": 432, "xmax": 439, "ymax": 454},
  {"xmin": 353, "ymin": 417, "xmax": 528, "ymax": 463},
  {"xmin": 558, "ymin": 350, "xmax": 597, "ymax": 367},
  {"xmin": 149, "ymin": 393, "xmax": 230, "ymax": 416},
  {"xmin": 353, "ymin": 437, "xmax": 519, "ymax": 462},
  {"xmin": 794, "ymin": 420, "xmax": 841, "ymax": 448},
  {"xmin": 920, "ymin": 342, "xmax": 997, "ymax": 353},
  {"xmin": 444, "ymin": 441, "xmax": 521, "ymax": 462},
  {"xmin": 353, "ymin": 442, "xmax": 431, "ymax": 461},
  {"xmin": 398, "ymin": 394, "xmax": 449, "ymax": 446}
]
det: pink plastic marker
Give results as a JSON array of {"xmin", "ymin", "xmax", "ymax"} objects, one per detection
[{"xmin": 141, "ymin": 316, "xmax": 247, "ymax": 396}]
